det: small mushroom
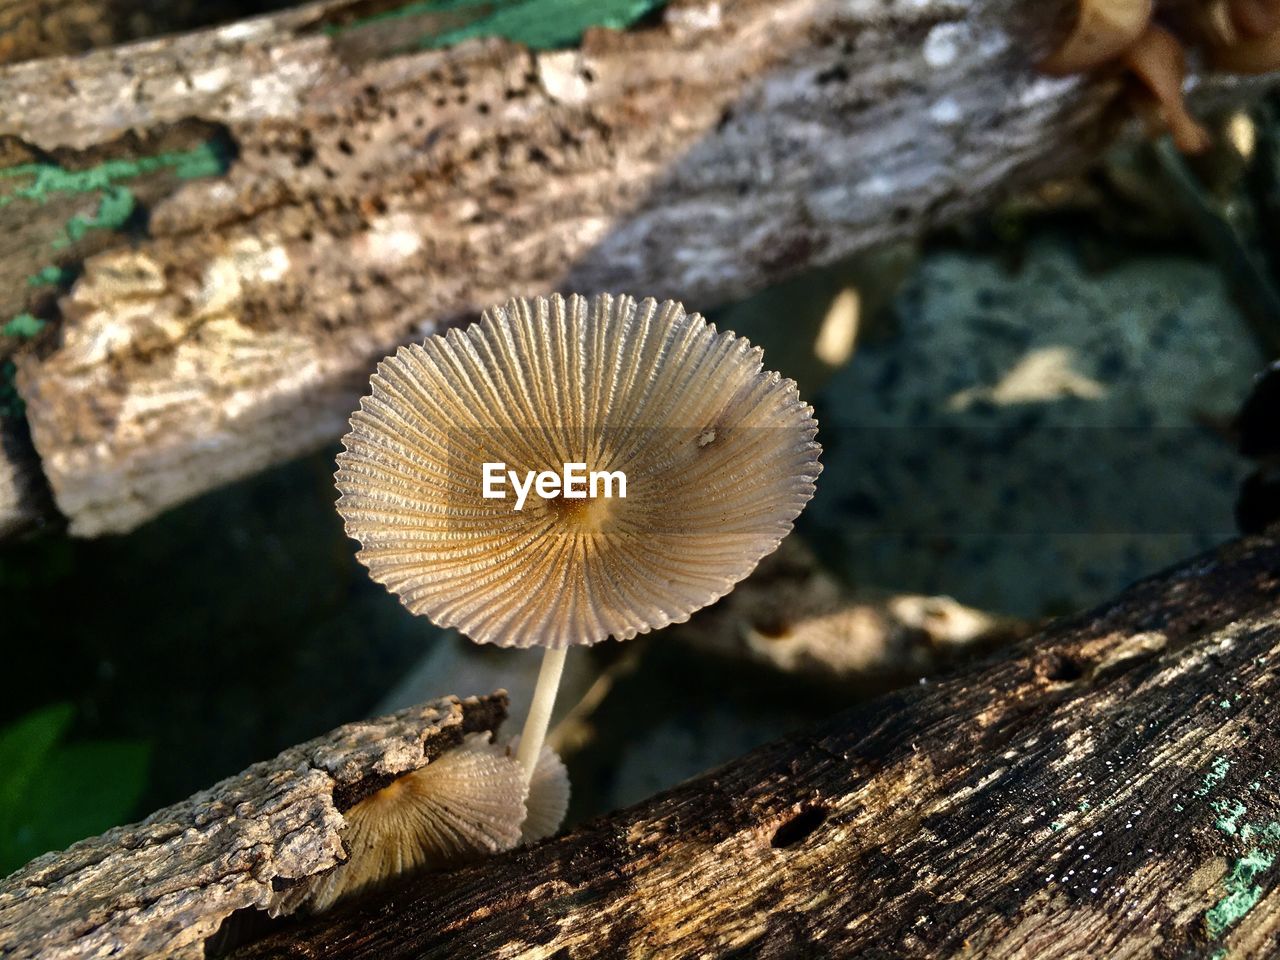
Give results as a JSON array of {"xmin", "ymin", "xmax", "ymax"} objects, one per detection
[
  {"xmin": 1210, "ymin": 23, "xmax": 1280, "ymax": 71},
  {"xmin": 284, "ymin": 732, "xmax": 569, "ymax": 913},
  {"xmin": 1039, "ymin": 0, "xmax": 1217, "ymax": 152},
  {"xmin": 1041, "ymin": 0, "xmax": 1154, "ymax": 74},
  {"xmin": 336, "ymin": 293, "xmax": 821, "ymax": 793},
  {"xmin": 513, "ymin": 736, "xmax": 571, "ymax": 843},
  {"xmin": 1227, "ymin": 0, "xmax": 1280, "ymax": 38},
  {"xmin": 1124, "ymin": 23, "xmax": 1211, "ymax": 153}
]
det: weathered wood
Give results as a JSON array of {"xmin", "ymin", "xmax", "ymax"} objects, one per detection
[
  {"xmin": 224, "ymin": 529, "xmax": 1280, "ymax": 959},
  {"xmin": 0, "ymin": 692, "xmax": 508, "ymax": 960},
  {"xmin": 3, "ymin": 0, "xmax": 1274, "ymax": 537}
]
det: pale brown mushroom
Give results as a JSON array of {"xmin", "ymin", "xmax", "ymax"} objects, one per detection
[
  {"xmin": 285, "ymin": 732, "xmax": 569, "ymax": 912},
  {"xmin": 1125, "ymin": 23, "xmax": 1212, "ymax": 153},
  {"xmin": 513, "ymin": 737, "xmax": 571, "ymax": 843},
  {"xmin": 1041, "ymin": 0, "xmax": 1154, "ymax": 74},
  {"xmin": 336, "ymin": 293, "xmax": 822, "ymax": 787},
  {"xmin": 1211, "ymin": 22, "xmax": 1280, "ymax": 71},
  {"xmin": 1228, "ymin": 0, "xmax": 1280, "ymax": 38}
]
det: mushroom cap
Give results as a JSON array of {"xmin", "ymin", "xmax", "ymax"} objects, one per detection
[
  {"xmin": 336, "ymin": 293, "xmax": 822, "ymax": 649},
  {"xmin": 511, "ymin": 737, "xmax": 571, "ymax": 844},
  {"xmin": 298, "ymin": 733, "xmax": 527, "ymax": 913}
]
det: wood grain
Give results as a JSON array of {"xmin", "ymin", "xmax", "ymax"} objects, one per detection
[
  {"xmin": 227, "ymin": 529, "xmax": 1280, "ymax": 959},
  {"xmin": 0, "ymin": 693, "xmax": 508, "ymax": 960}
]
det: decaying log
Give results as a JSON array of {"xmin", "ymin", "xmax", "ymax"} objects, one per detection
[
  {"xmin": 2, "ymin": 0, "xmax": 1275, "ymax": 537},
  {"xmin": 220, "ymin": 529, "xmax": 1280, "ymax": 959},
  {"xmin": 0, "ymin": 693, "xmax": 508, "ymax": 960}
]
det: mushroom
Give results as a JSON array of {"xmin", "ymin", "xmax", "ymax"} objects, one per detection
[
  {"xmin": 1227, "ymin": 0, "xmax": 1280, "ymax": 38},
  {"xmin": 1124, "ymin": 23, "xmax": 1212, "ymax": 153},
  {"xmin": 1041, "ymin": 0, "xmax": 1154, "ymax": 74},
  {"xmin": 1039, "ymin": 0, "xmax": 1215, "ymax": 152},
  {"xmin": 282, "ymin": 732, "xmax": 569, "ymax": 913},
  {"xmin": 514, "ymin": 736, "xmax": 571, "ymax": 843},
  {"xmin": 335, "ymin": 293, "xmax": 822, "ymax": 794},
  {"xmin": 1210, "ymin": 23, "xmax": 1280, "ymax": 70}
]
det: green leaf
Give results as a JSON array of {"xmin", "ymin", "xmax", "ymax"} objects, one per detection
[
  {"xmin": 3, "ymin": 740, "xmax": 151, "ymax": 872},
  {"xmin": 0, "ymin": 704, "xmax": 152, "ymax": 875},
  {"xmin": 0, "ymin": 703, "xmax": 75, "ymax": 819}
]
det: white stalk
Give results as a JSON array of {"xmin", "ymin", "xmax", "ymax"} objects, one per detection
[{"xmin": 515, "ymin": 646, "xmax": 568, "ymax": 787}]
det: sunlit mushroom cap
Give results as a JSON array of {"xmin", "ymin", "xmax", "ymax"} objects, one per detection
[
  {"xmin": 293, "ymin": 733, "xmax": 528, "ymax": 913},
  {"xmin": 336, "ymin": 293, "xmax": 822, "ymax": 648}
]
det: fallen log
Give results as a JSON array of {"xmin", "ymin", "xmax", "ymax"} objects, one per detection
[
  {"xmin": 220, "ymin": 528, "xmax": 1280, "ymax": 959},
  {"xmin": 1, "ymin": 0, "xmax": 1274, "ymax": 537},
  {"xmin": 0, "ymin": 693, "xmax": 508, "ymax": 960}
]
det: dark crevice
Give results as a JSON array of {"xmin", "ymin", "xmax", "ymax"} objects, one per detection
[{"xmin": 770, "ymin": 805, "xmax": 828, "ymax": 849}]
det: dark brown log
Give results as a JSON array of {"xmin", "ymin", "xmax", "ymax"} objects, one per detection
[
  {"xmin": 0, "ymin": 693, "xmax": 508, "ymax": 960},
  {"xmin": 2, "ymin": 0, "xmax": 1275, "ymax": 537},
  {"xmin": 225, "ymin": 528, "xmax": 1280, "ymax": 960}
]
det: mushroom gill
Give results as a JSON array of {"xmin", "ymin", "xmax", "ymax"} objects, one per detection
[
  {"xmin": 336, "ymin": 292, "xmax": 821, "ymax": 790},
  {"xmin": 514, "ymin": 738, "xmax": 571, "ymax": 843},
  {"xmin": 335, "ymin": 293, "xmax": 821, "ymax": 651},
  {"xmin": 288, "ymin": 732, "xmax": 570, "ymax": 913},
  {"xmin": 1042, "ymin": 0, "xmax": 1154, "ymax": 74},
  {"xmin": 1227, "ymin": 0, "xmax": 1280, "ymax": 38},
  {"xmin": 1124, "ymin": 23, "xmax": 1212, "ymax": 153}
]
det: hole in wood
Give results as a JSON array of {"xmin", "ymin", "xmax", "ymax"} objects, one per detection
[
  {"xmin": 770, "ymin": 805, "xmax": 828, "ymax": 848},
  {"xmin": 1041, "ymin": 653, "xmax": 1085, "ymax": 683}
]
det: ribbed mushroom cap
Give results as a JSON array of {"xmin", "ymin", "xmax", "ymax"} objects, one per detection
[
  {"xmin": 512, "ymin": 737, "xmax": 571, "ymax": 844},
  {"xmin": 336, "ymin": 293, "xmax": 821, "ymax": 649},
  {"xmin": 295, "ymin": 733, "xmax": 528, "ymax": 913}
]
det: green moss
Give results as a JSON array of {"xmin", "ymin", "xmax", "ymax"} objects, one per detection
[
  {"xmin": 422, "ymin": 0, "xmax": 664, "ymax": 49},
  {"xmin": 26, "ymin": 265, "xmax": 69, "ymax": 288},
  {"xmin": 1198, "ymin": 756, "xmax": 1231, "ymax": 797},
  {"xmin": 0, "ymin": 142, "xmax": 227, "ymax": 252},
  {"xmin": 1213, "ymin": 800, "xmax": 1248, "ymax": 837},
  {"xmin": 0, "ymin": 144, "xmax": 226, "ymax": 350},
  {"xmin": 3, "ymin": 314, "xmax": 45, "ymax": 338},
  {"xmin": 1206, "ymin": 848, "xmax": 1276, "ymax": 938},
  {"xmin": 53, "ymin": 185, "xmax": 135, "ymax": 249},
  {"xmin": 333, "ymin": 0, "xmax": 666, "ymax": 50},
  {"xmin": 0, "ymin": 142, "xmax": 226, "ymax": 206}
]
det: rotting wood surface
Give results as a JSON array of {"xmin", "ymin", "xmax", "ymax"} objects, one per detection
[
  {"xmin": 0, "ymin": 693, "xmax": 508, "ymax": 960},
  {"xmin": 226, "ymin": 530, "xmax": 1280, "ymax": 959}
]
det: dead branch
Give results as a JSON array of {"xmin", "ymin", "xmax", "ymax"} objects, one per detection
[
  {"xmin": 1, "ymin": 0, "xmax": 1274, "ymax": 536},
  {"xmin": 0, "ymin": 693, "xmax": 508, "ymax": 960},
  {"xmin": 225, "ymin": 529, "xmax": 1280, "ymax": 959}
]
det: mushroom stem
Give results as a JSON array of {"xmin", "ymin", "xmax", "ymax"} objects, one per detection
[{"xmin": 515, "ymin": 646, "xmax": 568, "ymax": 787}]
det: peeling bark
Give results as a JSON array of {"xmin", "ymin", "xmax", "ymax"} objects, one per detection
[
  {"xmin": 0, "ymin": 692, "xmax": 508, "ymax": 960},
  {"xmin": 223, "ymin": 530, "xmax": 1280, "ymax": 959},
  {"xmin": 0, "ymin": 0, "xmax": 1275, "ymax": 537}
]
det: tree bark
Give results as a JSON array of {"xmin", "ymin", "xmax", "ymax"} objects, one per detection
[
  {"xmin": 0, "ymin": 693, "xmax": 508, "ymax": 960},
  {"xmin": 1, "ymin": 0, "xmax": 1273, "ymax": 537},
  {"xmin": 220, "ymin": 528, "xmax": 1280, "ymax": 960}
]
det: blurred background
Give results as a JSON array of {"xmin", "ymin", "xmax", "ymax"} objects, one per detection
[{"xmin": 2, "ymin": 10, "xmax": 1279, "ymax": 880}]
